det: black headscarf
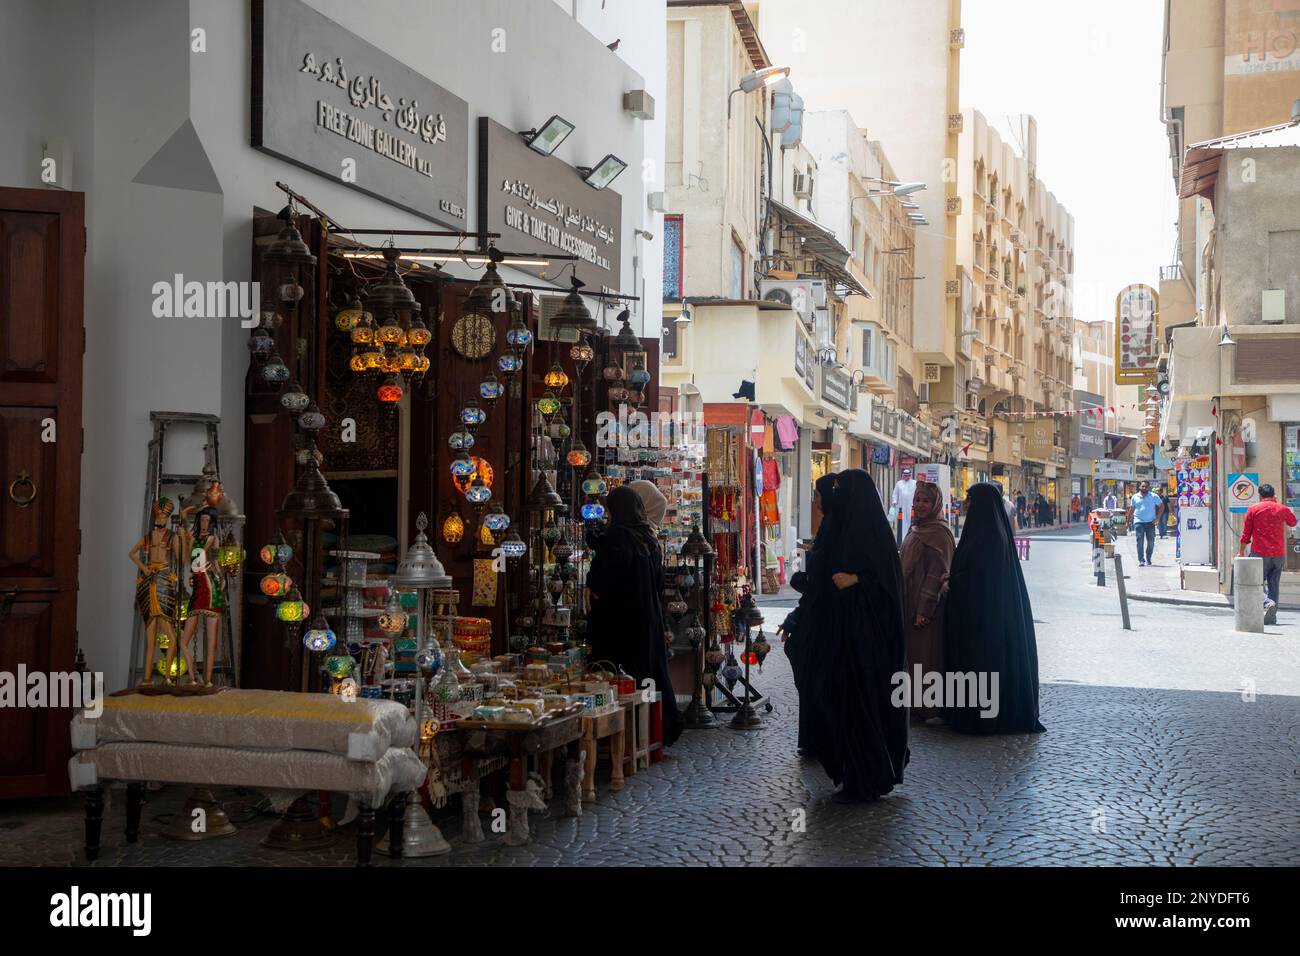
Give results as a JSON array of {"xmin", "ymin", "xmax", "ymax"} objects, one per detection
[
  {"xmin": 944, "ymin": 482, "xmax": 1045, "ymax": 734},
  {"xmin": 819, "ymin": 469, "xmax": 904, "ymax": 627},
  {"xmin": 605, "ymin": 484, "xmax": 657, "ymax": 556}
]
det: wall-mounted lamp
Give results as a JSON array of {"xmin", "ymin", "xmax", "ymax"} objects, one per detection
[
  {"xmin": 520, "ymin": 115, "xmax": 575, "ymax": 156},
  {"xmin": 578, "ymin": 154, "xmax": 627, "ymax": 190}
]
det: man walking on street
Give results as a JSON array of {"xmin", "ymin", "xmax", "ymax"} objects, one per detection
[
  {"xmin": 1015, "ymin": 490, "xmax": 1027, "ymax": 529},
  {"xmin": 1238, "ymin": 483, "xmax": 1297, "ymax": 625},
  {"xmin": 1103, "ymin": 488, "xmax": 1118, "ymax": 510},
  {"xmin": 1127, "ymin": 480, "xmax": 1160, "ymax": 566}
]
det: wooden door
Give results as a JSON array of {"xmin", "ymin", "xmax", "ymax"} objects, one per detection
[{"xmin": 0, "ymin": 187, "xmax": 84, "ymax": 798}]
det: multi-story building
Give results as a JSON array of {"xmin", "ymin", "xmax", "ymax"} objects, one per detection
[
  {"xmin": 757, "ymin": 0, "xmax": 964, "ymax": 439},
  {"xmin": 954, "ymin": 110, "xmax": 1076, "ymax": 512},
  {"xmin": 1159, "ymin": 0, "xmax": 1300, "ymax": 598}
]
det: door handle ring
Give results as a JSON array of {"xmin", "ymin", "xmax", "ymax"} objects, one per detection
[{"xmin": 8, "ymin": 470, "xmax": 36, "ymax": 508}]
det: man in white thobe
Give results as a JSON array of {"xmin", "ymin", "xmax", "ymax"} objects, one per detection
[{"xmin": 891, "ymin": 467, "xmax": 917, "ymax": 544}]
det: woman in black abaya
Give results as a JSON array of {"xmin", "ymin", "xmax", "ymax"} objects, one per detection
[
  {"xmin": 944, "ymin": 482, "xmax": 1046, "ymax": 734},
  {"xmin": 779, "ymin": 472, "xmax": 837, "ymax": 754},
  {"xmin": 585, "ymin": 485, "xmax": 683, "ymax": 746},
  {"xmin": 800, "ymin": 468, "xmax": 909, "ymax": 801}
]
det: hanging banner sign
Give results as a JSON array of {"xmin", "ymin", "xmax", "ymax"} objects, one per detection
[
  {"xmin": 1115, "ymin": 283, "xmax": 1160, "ymax": 385},
  {"xmin": 251, "ymin": 0, "xmax": 470, "ymax": 225}
]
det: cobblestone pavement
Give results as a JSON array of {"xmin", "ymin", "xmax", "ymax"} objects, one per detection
[{"xmin": 2, "ymin": 530, "xmax": 1295, "ymax": 867}]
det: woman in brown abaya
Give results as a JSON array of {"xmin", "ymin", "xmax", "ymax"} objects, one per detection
[{"xmin": 899, "ymin": 481, "xmax": 953, "ymax": 723}]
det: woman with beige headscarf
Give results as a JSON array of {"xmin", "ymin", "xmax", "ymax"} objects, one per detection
[{"xmin": 627, "ymin": 479, "xmax": 668, "ymax": 530}]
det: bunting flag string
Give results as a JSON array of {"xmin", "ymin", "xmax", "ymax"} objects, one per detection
[{"xmin": 999, "ymin": 402, "xmax": 1149, "ymax": 420}]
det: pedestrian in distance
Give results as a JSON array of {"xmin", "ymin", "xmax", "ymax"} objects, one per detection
[
  {"xmin": 1126, "ymin": 480, "xmax": 1160, "ymax": 566},
  {"xmin": 1154, "ymin": 488, "xmax": 1170, "ymax": 538},
  {"xmin": 1237, "ymin": 483, "xmax": 1297, "ymax": 626},
  {"xmin": 900, "ymin": 481, "xmax": 954, "ymax": 723},
  {"xmin": 944, "ymin": 483, "xmax": 1046, "ymax": 735},
  {"xmin": 1015, "ymin": 490, "xmax": 1027, "ymax": 529},
  {"xmin": 1102, "ymin": 488, "xmax": 1118, "ymax": 510},
  {"xmin": 799, "ymin": 469, "xmax": 909, "ymax": 802}
]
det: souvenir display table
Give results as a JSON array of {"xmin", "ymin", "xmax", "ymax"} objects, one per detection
[{"xmin": 68, "ymin": 689, "xmax": 424, "ymax": 865}]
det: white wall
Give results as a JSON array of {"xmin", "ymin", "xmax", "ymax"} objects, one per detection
[{"xmin": 2, "ymin": 0, "xmax": 656, "ymax": 687}]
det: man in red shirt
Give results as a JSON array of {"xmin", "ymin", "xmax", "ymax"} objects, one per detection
[{"xmin": 1238, "ymin": 483, "xmax": 1297, "ymax": 624}]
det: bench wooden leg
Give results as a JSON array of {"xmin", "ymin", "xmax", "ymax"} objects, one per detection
[
  {"xmin": 356, "ymin": 802, "xmax": 375, "ymax": 867},
  {"xmin": 539, "ymin": 748, "xmax": 555, "ymax": 800},
  {"xmin": 125, "ymin": 782, "xmax": 144, "ymax": 844},
  {"xmin": 582, "ymin": 732, "xmax": 597, "ymax": 802},
  {"xmin": 610, "ymin": 728, "xmax": 625, "ymax": 791},
  {"xmin": 387, "ymin": 792, "xmax": 406, "ymax": 860},
  {"xmin": 564, "ymin": 739, "xmax": 583, "ymax": 817},
  {"xmin": 84, "ymin": 786, "xmax": 104, "ymax": 861}
]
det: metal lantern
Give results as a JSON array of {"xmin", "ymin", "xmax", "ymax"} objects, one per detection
[
  {"xmin": 441, "ymin": 512, "xmax": 465, "ymax": 544},
  {"xmin": 566, "ymin": 440, "xmax": 592, "ymax": 468},
  {"xmin": 505, "ymin": 311, "xmax": 534, "ymax": 348},
  {"xmin": 460, "ymin": 399, "xmax": 487, "ymax": 429},
  {"xmin": 464, "ymin": 474, "xmax": 492, "ymax": 505},
  {"xmin": 378, "ymin": 590, "xmax": 407, "ymax": 635},
  {"xmin": 629, "ymin": 360, "xmax": 651, "ymax": 389},
  {"xmin": 552, "ymin": 274, "xmax": 596, "ymax": 331},
  {"xmin": 463, "ymin": 247, "xmax": 509, "ymax": 320},
  {"xmin": 537, "ymin": 391, "xmax": 561, "ymax": 419},
  {"xmin": 377, "ymin": 375, "xmax": 404, "ymax": 404},
  {"xmin": 262, "ymin": 349, "xmax": 290, "ymax": 385},
  {"xmin": 483, "ymin": 502, "xmax": 511, "ymax": 532},
  {"xmin": 450, "ymin": 450, "xmax": 476, "ymax": 479},
  {"xmin": 498, "ymin": 351, "xmax": 524, "ymax": 376},
  {"xmin": 580, "ymin": 501, "xmax": 606, "ymax": 521},
  {"xmin": 543, "ymin": 363, "xmax": 570, "ymax": 391},
  {"xmin": 500, "ymin": 527, "xmax": 527, "ymax": 558},
  {"xmin": 610, "ymin": 309, "xmax": 640, "ymax": 354},
  {"xmin": 448, "ymin": 430, "xmax": 475, "ymax": 451},
  {"xmin": 260, "ymin": 572, "xmax": 291, "ymax": 598},
  {"xmin": 248, "ymin": 325, "xmax": 274, "ymax": 360},
  {"xmin": 602, "ymin": 364, "xmax": 625, "ymax": 382},
  {"xmin": 479, "ymin": 373, "xmax": 504, "ymax": 405},
  {"xmin": 335, "ymin": 295, "xmax": 369, "ymax": 333},
  {"xmin": 569, "ymin": 341, "xmax": 595, "ymax": 371},
  {"xmin": 264, "ymin": 215, "xmax": 317, "ymax": 271},
  {"xmin": 217, "ymin": 532, "xmax": 245, "ymax": 574},
  {"xmin": 298, "ymin": 400, "xmax": 326, "ymax": 431},
  {"xmin": 280, "ymin": 381, "xmax": 311, "ymax": 415}
]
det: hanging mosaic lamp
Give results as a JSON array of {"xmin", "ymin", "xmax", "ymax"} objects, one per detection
[
  {"xmin": 279, "ymin": 381, "xmax": 310, "ymax": 415},
  {"xmin": 464, "ymin": 474, "xmax": 492, "ymax": 505},
  {"xmin": 377, "ymin": 591, "xmax": 407, "ymax": 634},
  {"xmin": 448, "ymin": 430, "xmax": 475, "ymax": 451},
  {"xmin": 580, "ymin": 501, "xmax": 606, "ymax": 521},
  {"xmin": 581, "ymin": 469, "xmax": 608, "ymax": 497},
  {"xmin": 602, "ymin": 363, "xmax": 625, "ymax": 382},
  {"xmin": 550, "ymin": 422, "xmax": 572, "ymax": 441},
  {"xmin": 627, "ymin": 389, "xmax": 645, "ymax": 407},
  {"xmin": 569, "ymin": 341, "xmax": 594, "ymax": 371},
  {"xmin": 479, "ymin": 373, "xmax": 504, "ymax": 405},
  {"xmin": 537, "ymin": 391, "xmax": 561, "ymax": 419},
  {"xmin": 335, "ymin": 296, "xmax": 369, "ymax": 333},
  {"xmin": 610, "ymin": 309, "xmax": 640, "ymax": 353},
  {"xmin": 217, "ymin": 532, "xmax": 245, "ymax": 574},
  {"xmin": 629, "ymin": 360, "xmax": 651, "ymax": 389},
  {"xmin": 528, "ymin": 473, "xmax": 564, "ymax": 512},
  {"xmin": 248, "ymin": 325, "xmax": 274, "ymax": 360},
  {"xmin": 262, "ymin": 349, "xmax": 290, "ymax": 385},
  {"xmin": 505, "ymin": 312, "xmax": 534, "ymax": 348},
  {"xmin": 483, "ymin": 502, "xmax": 511, "ymax": 532},
  {"xmin": 377, "ymin": 374, "xmax": 404, "ymax": 404},
  {"xmin": 552, "ymin": 274, "xmax": 596, "ymax": 331},
  {"xmin": 566, "ymin": 439, "xmax": 592, "ymax": 468},
  {"xmin": 298, "ymin": 399, "xmax": 326, "ymax": 431},
  {"xmin": 543, "ymin": 363, "xmax": 570, "ymax": 391},
  {"xmin": 500, "ymin": 527, "xmax": 527, "ymax": 558},
  {"xmin": 350, "ymin": 314, "xmax": 376, "ymax": 347},
  {"xmin": 405, "ymin": 315, "xmax": 432, "ymax": 349},
  {"xmin": 441, "ymin": 512, "xmax": 465, "ymax": 544},
  {"xmin": 541, "ymin": 518, "xmax": 563, "ymax": 546},
  {"xmin": 608, "ymin": 385, "xmax": 630, "ymax": 403},
  {"xmin": 460, "ymin": 399, "xmax": 487, "ymax": 429},
  {"xmin": 498, "ymin": 350, "xmax": 524, "ymax": 376},
  {"xmin": 275, "ymin": 587, "xmax": 309, "ymax": 622},
  {"xmin": 463, "ymin": 247, "xmax": 509, "ymax": 319},
  {"xmin": 260, "ymin": 537, "xmax": 293, "ymax": 567},
  {"xmin": 449, "ymin": 450, "xmax": 476, "ymax": 479},
  {"xmin": 303, "ymin": 616, "xmax": 337, "ymax": 653}
]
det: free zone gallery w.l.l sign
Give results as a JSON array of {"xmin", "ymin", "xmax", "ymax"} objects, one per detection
[
  {"xmin": 479, "ymin": 118, "xmax": 622, "ymax": 292},
  {"xmin": 252, "ymin": 0, "xmax": 469, "ymax": 226}
]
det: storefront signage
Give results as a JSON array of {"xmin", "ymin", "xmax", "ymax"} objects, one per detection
[
  {"xmin": 479, "ymin": 119, "xmax": 622, "ymax": 290},
  {"xmin": 884, "ymin": 412, "xmax": 899, "ymax": 438},
  {"xmin": 1073, "ymin": 389, "xmax": 1105, "ymax": 458},
  {"xmin": 795, "ymin": 330, "xmax": 807, "ymax": 381},
  {"xmin": 901, "ymin": 418, "xmax": 917, "ymax": 446},
  {"xmin": 1020, "ymin": 419, "xmax": 1054, "ymax": 462},
  {"xmin": 1094, "ymin": 458, "xmax": 1136, "ymax": 480},
  {"xmin": 1115, "ymin": 283, "xmax": 1160, "ymax": 385},
  {"xmin": 871, "ymin": 401, "xmax": 884, "ymax": 431},
  {"xmin": 252, "ymin": 0, "xmax": 470, "ymax": 225},
  {"xmin": 821, "ymin": 365, "xmax": 852, "ymax": 411}
]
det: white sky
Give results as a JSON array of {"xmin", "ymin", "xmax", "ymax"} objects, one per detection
[{"xmin": 960, "ymin": 0, "xmax": 1177, "ymax": 326}]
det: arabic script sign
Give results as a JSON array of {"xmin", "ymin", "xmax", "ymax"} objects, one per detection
[
  {"xmin": 252, "ymin": 0, "xmax": 469, "ymax": 225},
  {"xmin": 1115, "ymin": 283, "xmax": 1160, "ymax": 386},
  {"xmin": 479, "ymin": 118, "xmax": 622, "ymax": 290}
]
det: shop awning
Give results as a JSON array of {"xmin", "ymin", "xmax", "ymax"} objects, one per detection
[
  {"xmin": 768, "ymin": 199, "xmax": 872, "ymax": 300},
  {"xmin": 1179, "ymin": 120, "xmax": 1300, "ymax": 201}
]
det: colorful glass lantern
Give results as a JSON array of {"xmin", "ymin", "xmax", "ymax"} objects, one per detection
[
  {"xmin": 279, "ymin": 282, "xmax": 305, "ymax": 304},
  {"xmin": 450, "ymin": 451, "xmax": 476, "ymax": 478},
  {"xmin": 627, "ymin": 390, "xmax": 645, "ymax": 406},
  {"xmin": 351, "ymin": 320, "xmax": 375, "ymax": 346},
  {"xmin": 537, "ymin": 392, "xmax": 561, "ymax": 418},
  {"xmin": 248, "ymin": 326, "xmax": 274, "ymax": 358},
  {"xmin": 441, "ymin": 512, "xmax": 465, "ymax": 544},
  {"xmin": 451, "ymin": 456, "xmax": 493, "ymax": 494},
  {"xmin": 541, "ymin": 519, "xmax": 563, "ymax": 546},
  {"xmin": 498, "ymin": 351, "xmax": 524, "ymax": 375},
  {"xmin": 275, "ymin": 588, "xmax": 309, "ymax": 622},
  {"xmin": 377, "ymin": 375, "xmax": 404, "ymax": 404},
  {"xmin": 477, "ymin": 521, "xmax": 496, "ymax": 547},
  {"xmin": 570, "ymin": 342, "xmax": 594, "ymax": 367},
  {"xmin": 460, "ymin": 400, "xmax": 487, "ymax": 429},
  {"xmin": 465, "ymin": 475, "xmax": 492, "ymax": 504},
  {"xmin": 602, "ymin": 364, "xmax": 624, "ymax": 382},
  {"xmin": 280, "ymin": 382, "xmax": 310, "ymax": 415},
  {"xmin": 551, "ymin": 422, "xmax": 571, "ymax": 441},
  {"xmin": 567, "ymin": 440, "xmax": 592, "ymax": 468},
  {"xmin": 581, "ymin": 474, "xmax": 608, "ymax": 496},
  {"xmin": 260, "ymin": 573, "xmax": 290, "ymax": 598},
  {"xmin": 348, "ymin": 351, "xmax": 367, "ymax": 373},
  {"xmin": 629, "ymin": 361, "xmax": 651, "ymax": 388},
  {"xmin": 505, "ymin": 324, "xmax": 534, "ymax": 348},
  {"xmin": 377, "ymin": 593, "xmax": 407, "ymax": 634},
  {"xmin": 303, "ymin": 617, "xmax": 337, "ymax": 653},
  {"xmin": 448, "ymin": 430, "xmax": 475, "ymax": 451},
  {"xmin": 298, "ymin": 401, "xmax": 326, "ymax": 431},
  {"xmin": 262, "ymin": 350, "xmax": 290, "ymax": 385},
  {"xmin": 483, "ymin": 503, "xmax": 511, "ymax": 532},
  {"xmin": 500, "ymin": 528, "xmax": 527, "ymax": 558},
  {"xmin": 543, "ymin": 363, "xmax": 570, "ymax": 391},
  {"xmin": 376, "ymin": 314, "xmax": 404, "ymax": 345},
  {"xmin": 581, "ymin": 502, "xmax": 606, "ymax": 521},
  {"xmin": 260, "ymin": 540, "xmax": 293, "ymax": 566},
  {"xmin": 335, "ymin": 297, "xmax": 369, "ymax": 333},
  {"xmin": 323, "ymin": 655, "xmax": 355, "ymax": 680},
  {"xmin": 479, "ymin": 374, "xmax": 504, "ymax": 404},
  {"xmin": 217, "ymin": 533, "xmax": 245, "ymax": 574},
  {"xmin": 608, "ymin": 386, "xmax": 629, "ymax": 402},
  {"xmin": 405, "ymin": 318, "xmax": 432, "ymax": 348}
]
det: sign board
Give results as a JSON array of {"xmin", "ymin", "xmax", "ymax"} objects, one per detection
[
  {"xmin": 1020, "ymin": 419, "xmax": 1054, "ymax": 462},
  {"xmin": 479, "ymin": 118, "xmax": 622, "ymax": 291},
  {"xmin": 251, "ymin": 0, "xmax": 470, "ymax": 225},
  {"xmin": 1072, "ymin": 389, "xmax": 1105, "ymax": 458},
  {"xmin": 1115, "ymin": 283, "xmax": 1160, "ymax": 385},
  {"xmin": 1094, "ymin": 459, "xmax": 1136, "ymax": 480},
  {"xmin": 1179, "ymin": 506, "xmax": 1212, "ymax": 565},
  {"xmin": 1227, "ymin": 472, "xmax": 1260, "ymax": 513},
  {"xmin": 821, "ymin": 365, "xmax": 852, "ymax": 411}
]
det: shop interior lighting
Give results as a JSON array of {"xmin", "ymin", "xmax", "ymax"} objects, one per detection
[
  {"xmin": 577, "ymin": 154, "xmax": 628, "ymax": 190},
  {"xmin": 521, "ymin": 115, "xmax": 576, "ymax": 156}
]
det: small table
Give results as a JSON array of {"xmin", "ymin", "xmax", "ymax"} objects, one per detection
[{"xmin": 580, "ymin": 706, "xmax": 626, "ymax": 802}]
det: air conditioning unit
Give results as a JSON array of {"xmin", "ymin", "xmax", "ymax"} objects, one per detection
[
  {"xmin": 759, "ymin": 279, "xmax": 816, "ymax": 324},
  {"xmin": 923, "ymin": 362, "xmax": 943, "ymax": 384},
  {"xmin": 793, "ymin": 171, "xmax": 813, "ymax": 199},
  {"xmin": 1262, "ymin": 288, "xmax": 1285, "ymax": 324},
  {"xmin": 964, "ymin": 392, "xmax": 979, "ymax": 411},
  {"xmin": 538, "ymin": 295, "xmax": 580, "ymax": 342}
]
